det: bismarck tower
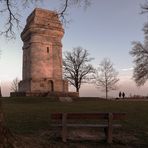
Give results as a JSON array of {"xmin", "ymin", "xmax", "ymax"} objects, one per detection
[{"xmin": 16, "ymin": 8, "xmax": 77, "ymax": 97}]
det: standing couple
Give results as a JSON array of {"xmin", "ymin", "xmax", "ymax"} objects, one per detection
[{"xmin": 119, "ymin": 91, "xmax": 125, "ymax": 98}]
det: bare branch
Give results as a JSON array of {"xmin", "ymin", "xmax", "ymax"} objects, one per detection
[
  {"xmin": 58, "ymin": 0, "xmax": 91, "ymax": 25},
  {"xmin": 0, "ymin": 0, "xmax": 92, "ymax": 38},
  {"xmin": 0, "ymin": 0, "xmax": 21, "ymax": 39},
  {"xmin": 140, "ymin": 1, "xmax": 148, "ymax": 14}
]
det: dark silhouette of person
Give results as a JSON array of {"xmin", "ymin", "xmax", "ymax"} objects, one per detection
[
  {"xmin": 119, "ymin": 91, "xmax": 122, "ymax": 98},
  {"xmin": 122, "ymin": 92, "xmax": 125, "ymax": 99}
]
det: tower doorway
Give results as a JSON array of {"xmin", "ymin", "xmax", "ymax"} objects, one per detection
[{"xmin": 48, "ymin": 80, "xmax": 54, "ymax": 92}]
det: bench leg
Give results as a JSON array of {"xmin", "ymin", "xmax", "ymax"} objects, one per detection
[
  {"xmin": 62, "ymin": 126, "xmax": 67, "ymax": 142},
  {"xmin": 104, "ymin": 127, "xmax": 107, "ymax": 138},
  {"xmin": 107, "ymin": 127, "xmax": 112, "ymax": 144},
  {"xmin": 107, "ymin": 113, "xmax": 113, "ymax": 144},
  {"xmin": 104, "ymin": 127, "xmax": 113, "ymax": 144},
  {"xmin": 62, "ymin": 113, "xmax": 67, "ymax": 142}
]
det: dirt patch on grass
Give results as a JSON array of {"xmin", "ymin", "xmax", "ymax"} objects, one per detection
[{"xmin": 12, "ymin": 129, "xmax": 148, "ymax": 148}]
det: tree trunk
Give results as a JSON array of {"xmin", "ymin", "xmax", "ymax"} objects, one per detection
[
  {"xmin": 0, "ymin": 99, "xmax": 18, "ymax": 148},
  {"xmin": 0, "ymin": 87, "xmax": 2, "ymax": 97},
  {"xmin": 106, "ymin": 90, "xmax": 108, "ymax": 99},
  {"xmin": 105, "ymin": 85, "xmax": 108, "ymax": 99},
  {"xmin": 76, "ymin": 87, "xmax": 79, "ymax": 93}
]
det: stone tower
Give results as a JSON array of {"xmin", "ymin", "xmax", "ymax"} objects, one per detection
[{"xmin": 18, "ymin": 8, "xmax": 71, "ymax": 96}]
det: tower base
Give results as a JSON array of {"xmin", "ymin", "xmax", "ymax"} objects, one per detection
[
  {"xmin": 10, "ymin": 91, "xmax": 79, "ymax": 97},
  {"xmin": 18, "ymin": 78, "xmax": 68, "ymax": 93}
]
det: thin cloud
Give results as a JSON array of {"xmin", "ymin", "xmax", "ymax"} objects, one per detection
[{"xmin": 121, "ymin": 67, "xmax": 133, "ymax": 71}]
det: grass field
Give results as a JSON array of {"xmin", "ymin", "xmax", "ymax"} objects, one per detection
[{"xmin": 1, "ymin": 97, "xmax": 148, "ymax": 148}]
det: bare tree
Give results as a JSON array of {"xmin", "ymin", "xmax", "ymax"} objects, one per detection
[
  {"xmin": 94, "ymin": 58, "xmax": 119, "ymax": 99},
  {"xmin": 0, "ymin": 0, "xmax": 91, "ymax": 39},
  {"xmin": 63, "ymin": 47, "xmax": 94, "ymax": 93},
  {"xmin": 130, "ymin": 23, "xmax": 148, "ymax": 86},
  {"xmin": 11, "ymin": 77, "xmax": 19, "ymax": 92}
]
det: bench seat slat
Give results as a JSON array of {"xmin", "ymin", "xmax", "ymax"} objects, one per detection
[
  {"xmin": 51, "ymin": 124, "xmax": 122, "ymax": 128},
  {"xmin": 51, "ymin": 112, "xmax": 126, "ymax": 120}
]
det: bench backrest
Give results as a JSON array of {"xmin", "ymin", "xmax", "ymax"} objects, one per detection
[{"xmin": 51, "ymin": 112, "xmax": 126, "ymax": 121}]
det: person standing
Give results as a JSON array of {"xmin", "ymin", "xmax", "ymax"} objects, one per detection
[
  {"xmin": 122, "ymin": 92, "xmax": 125, "ymax": 99},
  {"xmin": 119, "ymin": 91, "xmax": 122, "ymax": 98}
]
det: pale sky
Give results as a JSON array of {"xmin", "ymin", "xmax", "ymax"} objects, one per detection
[{"xmin": 0, "ymin": 0, "xmax": 148, "ymax": 97}]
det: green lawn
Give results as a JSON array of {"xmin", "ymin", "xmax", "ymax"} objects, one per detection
[{"xmin": 1, "ymin": 97, "xmax": 148, "ymax": 147}]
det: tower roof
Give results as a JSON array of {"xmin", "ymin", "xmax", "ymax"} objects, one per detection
[
  {"xmin": 21, "ymin": 8, "xmax": 64, "ymax": 40},
  {"xmin": 27, "ymin": 8, "xmax": 58, "ymax": 24}
]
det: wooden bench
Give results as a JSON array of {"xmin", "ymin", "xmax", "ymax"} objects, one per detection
[{"xmin": 51, "ymin": 112, "xmax": 126, "ymax": 143}]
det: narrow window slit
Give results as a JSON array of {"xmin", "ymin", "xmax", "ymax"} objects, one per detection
[{"xmin": 47, "ymin": 47, "xmax": 49, "ymax": 53}]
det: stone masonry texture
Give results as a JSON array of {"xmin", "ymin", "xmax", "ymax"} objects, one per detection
[{"xmin": 18, "ymin": 8, "xmax": 69, "ymax": 94}]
